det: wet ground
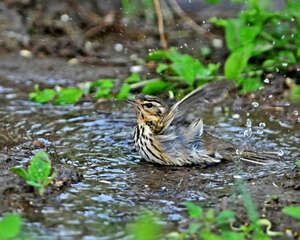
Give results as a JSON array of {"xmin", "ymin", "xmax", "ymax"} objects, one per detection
[{"xmin": 0, "ymin": 53, "xmax": 299, "ymax": 239}]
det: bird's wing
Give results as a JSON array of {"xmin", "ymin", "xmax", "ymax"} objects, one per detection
[{"xmin": 159, "ymin": 80, "xmax": 235, "ymax": 133}]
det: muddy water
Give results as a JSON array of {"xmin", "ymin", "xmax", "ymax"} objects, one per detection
[{"xmin": 0, "ymin": 56, "xmax": 299, "ymax": 239}]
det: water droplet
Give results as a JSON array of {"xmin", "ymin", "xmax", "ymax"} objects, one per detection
[
  {"xmin": 232, "ymin": 113, "xmax": 240, "ymax": 119},
  {"xmin": 246, "ymin": 119, "xmax": 252, "ymax": 128},
  {"xmin": 258, "ymin": 123, "xmax": 265, "ymax": 129},
  {"xmin": 291, "ymin": 17, "xmax": 295, "ymax": 22},
  {"xmin": 257, "ymin": 129, "xmax": 264, "ymax": 135},
  {"xmin": 278, "ymin": 150, "xmax": 284, "ymax": 157},
  {"xmin": 252, "ymin": 102, "xmax": 259, "ymax": 108},
  {"xmin": 293, "ymin": 110, "xmax": 299, "ymax": 116},
  {"xmin": 60, "ymin": 14, "xmax": 70, "ymax": 22},
  {"xmin": 235, "ymin": 149, "xmax": 242, "ymax": 155},
  {"xmin": 114, "ymin": 43, "xmax": 123, "ymax": 52},
  {"xmin": 233, "ymin": 175, "xmax": 242, "ymax": 179},
  {"xmin": 264, "ymin": 78, "xmax": 270, "ymax": 84},
  {"xmin": 244, "ymin": 129, "xmax": 252, "ymax": 138},
  {"xmin": 130, "ymin": 65, "xmax": 143, "ymax": 73}
]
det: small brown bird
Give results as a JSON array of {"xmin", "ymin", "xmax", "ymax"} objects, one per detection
[{"xmin": 127, "ymin": 81, "xmax": 281, "ymax": 166}]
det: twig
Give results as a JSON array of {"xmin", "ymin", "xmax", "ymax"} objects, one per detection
[
  {"xmin": 168, "ymin": 0, "xmax": 216, "ymax": 39},
  {"xmin": 153, "ymin": 0, "xmax": 168, "ymax": 51},
  {"xmin": 130, "ymin": 78, "xmax": 160, "ymax": 89}
]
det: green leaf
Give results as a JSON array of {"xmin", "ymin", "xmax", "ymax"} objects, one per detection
[
  {"xmin": 142, "ymin": 80, "xmax": 169, "ymax": 95},
  {"xmin": 26, "ymin": 180, "xmax": 43, "ymax": 188},
  {"xmin": 278, "ymin": 51, "xmax": 296, "ymax": 64},
  {"xmin": 206, "ymin": 209, "xmax": 215, "ymax": 222},
  {"xmin": 10, "ymin": 167, "xmax": 29, "ymax": 181},
  {"xmin": 282, "ymin": 206, "xmax": 300, "ymax": 220},
  {"xmin": 210, "ymin": 17, "xmax": 228, "ymax": 27},
  {"xmin": 240, "ymin": 77, "xmax": 262, "ymax": 94},
  {"xmin": 225, "ymin": 19, "xmax": 242, "ymax": 51},
  {"xmin": 262, "ymin": 59, "xmax": 276, "ymax": 71},
  {"xmin": 216, "ymin": 210, "xmax": 235, "ymax": 227},
  {"xmin": 221, "ymin": 231, "xmax": 245, "ymax": 240},
  {"xmin": 188, "ymin": 223, "xmax": 201, "ymax": 234},
  {"xmin": 291, "ymin": 86, "xmax": 300, "ymax": 101},
  {"xmin": 185, "ymin": 202, "xmax": 203, "ymax": 219},
  {"xmin": 125, "ymin": 73, "xmax": 140, "ymax": 83},
  {"xmin": 116, "ymin": 83, "xmax": 131, "ymax": 100},
  {"xmin": 199, "ymin": 230, "xmax": 222, "ymax": 240},
  {"xmin": 148, "ymin": 50, "xmax": 168, "ymax": 61},
  {"xmin": 239, "ymin": 25, "xmax": 261, "ymax": 47},
  {"xmin": 0, "ymin": 214, "xmax": 21, "ymax": 239},
  {"xmin": 225, "ymin": 44, "xmax": 253, "ymax": 81},
  {"xmin": 205, "ymin": 0, "xmax": 220, "ymax": 3},
  {"xmin": 28, "ymin": 151, "xmax": 51, "ymax": 183},
  {"xmin": 170, "ymin": 55, "xmax": 202, "ymax": 85},
  {"xmin": 296, "ymin": 160, "xmax": 300, "ymax": 166},
  {"xmin": 54, "ymin": 88, "xmax": 83, "ymax": 105},
  {"xmin": 156, "ymin": 63, "xmax": 169, "ymax": 73},
  {"xmin": 29, "ymin": 84, "xmax": 56, "ymax": 103},
  {"xmin": 128, "ymin": 211, "xmax": 162, "ymax": 240},
  {"xmin": 91, "ymin": 79, "xmax": 115, "ymax": 89},
  {"xmin": 95, "ymin": 88, "xmax": 112, "ymax": 98}
]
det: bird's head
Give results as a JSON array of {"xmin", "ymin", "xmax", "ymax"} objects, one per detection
[{"xmin": 127, "ymin": 94, "xmax": 169, "ymax": 132}]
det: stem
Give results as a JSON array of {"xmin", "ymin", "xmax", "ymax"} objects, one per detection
[
  {"xmin": 153, "ymin": 0, "xmax": 168, "ymax": 51},
  {"xmin": 130, "ymin": 78, "xmax": 161, "ymax": 89}
]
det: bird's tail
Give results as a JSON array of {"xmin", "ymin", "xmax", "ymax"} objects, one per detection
[{"xmin": 239, "ymin": 150, "xmax": 282, "ymax": 165}]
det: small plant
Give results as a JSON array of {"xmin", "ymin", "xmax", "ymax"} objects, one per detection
[
  {"xmin": 127, "ymin": 211, "xmax": 162, "ymax": 240},
  {"xmin": 11, "ymin": 151, "xmax": 56, "ymax": 195},
  {"xmin": 211, "ymin": 0, "xmax": 300, "ymax": 93},
  {"xmin": 282, "ymin": 206, "xmax": 300, "ymax": 220},
  {"xmin": 29, "ymin": 84, "xmax": 83, "ymax": 105},
  {"xmin": 0, "ymin": 214, "xmax": 21, "ymax": 239}
]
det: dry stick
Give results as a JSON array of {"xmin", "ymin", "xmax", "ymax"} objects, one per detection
[
  {"xmin": 168, "ymin": 0, "xmax": 216, "ymax": 39},
  {"xmin": 153, "ymin": 0, "xmax": 168, "ymax": 51}
]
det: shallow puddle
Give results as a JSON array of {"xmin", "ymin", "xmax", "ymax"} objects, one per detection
[{"xmin": 0, "ymin": 58, "xmax": 299, "ymax": 239}]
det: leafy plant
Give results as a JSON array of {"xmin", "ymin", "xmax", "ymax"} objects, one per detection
[
  {"xmin": 0, "ymin": 214, "xmax": 21, "ymax": 239},
  {"xmin": 128, "ymin": 211, "xmax": 162, "ymax": 240},
  {"xmin": 54, "ymin": 87, "xmax": 83, "ymax": 105},
  {"xmin": 211, "ymin": 0, "xmax": 300, "ymax": 92},
  {"xmin": 148, "ymin": 48, "xmax": 220, "ymax": 87},
  {"xmin": 11, "ymin": 151, "xmax": 55, "ymax": 195},
  {"xmin": 29, "ymin": 84, "xmax": 83, "ymax": 105},
  {"xmin": 291, "ymin": 85, "xmax": 300, "ymax": 101},
  {"xmin": 29, "ymin": 84, "xmax": 56, "ymax": 103},
  {"xmin": 282, "ymin": 206, "xmax": 300, "ymax": 220},
  {"xmin": 296, "ymin": 160, "xmax": 300, "ymax": 166}
]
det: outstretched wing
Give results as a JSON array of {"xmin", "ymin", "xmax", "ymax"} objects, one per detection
[{"xmin": 159, "ymin": 80, "xmax": 235, "ymax": 133}]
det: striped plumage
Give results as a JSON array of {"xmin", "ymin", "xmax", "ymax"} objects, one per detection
[{"xmin": 128, "ymin": 81, "xmax": 281, "ymax": 166}]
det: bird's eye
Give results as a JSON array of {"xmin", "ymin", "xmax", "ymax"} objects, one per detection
[{"xmin": 144, "ymin": 103, "xmax": 153, "ymax": 108}]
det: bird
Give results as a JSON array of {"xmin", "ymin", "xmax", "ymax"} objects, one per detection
[{"xmin": 127, "ymin": 81, "xmax": 281, "ymax": 166}]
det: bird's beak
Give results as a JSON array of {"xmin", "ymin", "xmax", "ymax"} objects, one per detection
[{"xmin": 126, "ymin": 99, "xmax": 137, "ymax": 107}]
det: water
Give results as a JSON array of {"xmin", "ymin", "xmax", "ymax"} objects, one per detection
[{"xmin": 0, "ymin": 69, "xmax": 299, "ymax": 239}]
